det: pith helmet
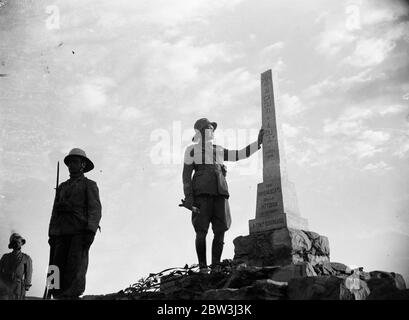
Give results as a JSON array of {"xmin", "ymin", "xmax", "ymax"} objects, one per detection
[
  {"xmin": 64, "ymin": 148, "xmax": 94, "ymax": 173},
  {"xmin": 8, "ymin": 233, "xmax": 26, "ymax": 249},
  {"xmin": 192, "ymin": 118, "xmax": 217, "ymax": 141}
]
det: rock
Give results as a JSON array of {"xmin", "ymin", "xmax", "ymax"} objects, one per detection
[
  {"xmin": 371, "ymin": 289, "xmax": 409, "ymax": 300},
  {"xmin": 369, "ymin": 271, "xmax": 406, "ymax": 290},
  {"xmin": 330, "ymin": 262, "xmax": 350, "ymax": 275},
  {"xmin": 304, "ymin": 231, "xmax": 330, "ymax": 256},
  {"xmin": 160, "ymin": 272, "xmax": 228, "ymax": 299},
  {"xmin": 344, "ymin": 275, "xmax": 371, "ymax": 300},
  {"xmin": 233, "ymin": 232, "xmax": 293, "ymax": 266},
  {"xmin": 287, "ymin": 276, "xmax": 343, "ymax": 300},
  {"xmin": 290, "ymin": 229, "xmax": 312, "ymax": 252},
  {"xmin": 223, "ymin": 266, "xmax": 280, "ymax": 289},
  {"xmin": 233, "ymin": 228, "xmax": 330, "ymax": 267},
  {"xmin": 201, "ymin": 288, "xmax": 243, "ymax": 300},
  {"xmin": 339, "ymin": 280, "xmax": 355, "ymax": 300},
  {"xmin": 271, "ymin": 262, "xmax": 317, "ymax": 281},
  {"xmin": 202, "ymin": 279, "xmax": 286, "ymax": 300},
  {"xmin": 366, "ymin": 271, "xmax": 407, "ymax": 300},
  {"xmin": 313, "ymin": 261, "xmax": 337, "ymax": 276},
  {"xmin": 367, "ymin": 277, "xmax": 399, "ymax": 300},
  {"xmin": 223, "ymin": 263, "xmax": 316, "ymax": 290},
  {"xmin": 391, "ymin": 273, "xmax": 407, "ymax": 290}
]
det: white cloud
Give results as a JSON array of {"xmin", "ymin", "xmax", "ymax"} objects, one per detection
[
  {"xmin": 65, "ymin": 0, "xmax": 244, "ymax": 30},
  {"xmin": 315, "ymin": 0, "xmax": 409, "ymax": 67},
  {"xmin": 179, "ymin": 67, "xmax": 258, "ymax": 114},
  {"xmin": 314, "ymin": 11, "xmax": 329, "ymax": 24},
  {"xmin": 280, "ymin": 93, "xmax": 305, "ymax": 116},
  {"xmin": 258, "ymin": 47, "xmax": 286, "ymax": 74},
  {"xmin": 82, "ymin": 84, "xmax": 108, "ymax": 111},
  {"xmin": 141, "ymin": 38, "xmax": 239, "ymax": 90},
  {"xmin": 360, "ymin": 129, "xmax": 390, "ymax": 144},
  {"xmin": 344, "ymin": 20, "xmax": 409, "ymax": 67},
  {"xmin": 342, "ymin": 106, "xmax": 374, "ymax": 121},
  {"xmin": 348, "ymin": 141, "xmax": 382, "ymax": 159},
  {"xmin": 64, "ymin": 77, "xmax": 116, "ymax": 113},
  {"xmin": 272, "ymin": 58, "xmax": 286, "ymax": 74},
  {"xmin": 119, "ymin": 107, "xmax": 144, "ymax": 120},
  {"xmin": 282, "ymin": 123, "xmax": 300, "ymax": 138},
  {"xmin": 303, "ymin": 69, "xmax": 376, "ymax": 98},
  {"xmin": 345, "ymin": 38, "xmax": 396, "ymax": 67},
  {"xmin": 362, "ymin": 161, "xmax": 391, "ymax": 171},
  {"xmin": 261, "ymin": 42, "xmax": 285, "ymax": 54},
  {"xmin": 346, "ymin": 130, "xmax": 390, "ymax": 159},
  {"xmin": 378, "ymin": 104, "xmax": 408, "ymax": 116},
  {"xmin": 322, "ymin": 105, "xmax": 407, "ymax": 137},
  {"xmin": 140, "ymin": 0, "xmax": 244, "ymax": 27},
  {"xmin": 323, "ymin": 106, "xmax": 393, "ymax": 159},
  {"xmin": 361, "ymin": 0, "xmax": 409, "ymax": 26},
  {"xmin": 316, "ymin": 28, "xmax": 356, "ymax": 56},
  {"xmin": 394, "ymin": 140, "xmax": 409, "ymax": 159},
  {"xmin": 323, "ymin": 109, "xmax": 389, "ymax": 136},
  {"xmin": 323, "ymin": 107, "xmax": 373, "ymax": 136}
]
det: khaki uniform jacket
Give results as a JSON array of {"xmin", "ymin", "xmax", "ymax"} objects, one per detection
[
  {"xmin": 183, "ymin": 141, "xmax": 260, "ymax": 198},
  {"xmin": 0, "ymin": 251, "xmax": 32, "ymax": 299},
  {"xmin": 49, "ymin": 175, "xmax": 102, "ymax": 236}
]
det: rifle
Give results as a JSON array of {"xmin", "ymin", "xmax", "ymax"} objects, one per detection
[
  {"xmin": 43, "ymin": 161, "xmax": 59, "ymax": 300},
  {"xmin": 178, "ymin": 199, "xmax": 200, "ymax": 213}
]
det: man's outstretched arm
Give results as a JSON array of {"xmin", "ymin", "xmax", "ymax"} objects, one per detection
[{"xmin": 223, "ymin": 129, "xmax": 264, "ymax": 162}]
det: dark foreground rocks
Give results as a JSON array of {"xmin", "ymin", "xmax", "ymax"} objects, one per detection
[
  {"xmin": 83, "ymin": 260, "xmax": 408, "ymax": 300},
  {"xmin": 82, "ymin": 227, "xmax": 407, "ymax": 300}
]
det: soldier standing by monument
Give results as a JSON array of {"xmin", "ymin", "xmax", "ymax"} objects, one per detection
[
  {"xmin": 0, "ymin": 233, "xmax": 33, "ymax": 300},
  {"xmin": 182, "ymin": 118, "xmax": 264, "ymax": 272},
  {"xmin": 47, "ymin": 148, "xmax": 102, "ymax": 299}
]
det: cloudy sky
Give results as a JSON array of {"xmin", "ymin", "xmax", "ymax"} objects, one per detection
[{"xmin": 0, "ymin": 0, "xmax": 408, "ymax": 297}]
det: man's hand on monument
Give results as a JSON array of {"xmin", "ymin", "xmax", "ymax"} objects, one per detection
[{"xmin": 258, "ymin": 128, "xmax": 265, "ymax": 147}]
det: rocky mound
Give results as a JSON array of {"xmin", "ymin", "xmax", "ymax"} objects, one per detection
[{"xmin": 83, "ymin": 260, "xmax": 408, "ymax": 300}]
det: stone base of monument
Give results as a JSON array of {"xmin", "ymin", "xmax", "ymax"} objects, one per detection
[{"xmin": 233, "ymin": 227, "xmax": 330, "ymax": 267}]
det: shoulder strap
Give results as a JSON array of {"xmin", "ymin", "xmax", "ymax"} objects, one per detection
[{"xmin": 4, "ymin": 253, "xmax": 24, "ymax": 275}]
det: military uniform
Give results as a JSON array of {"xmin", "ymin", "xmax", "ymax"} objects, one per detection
[
  {"xmin": 0, "ymin": 234, "xmax": 32, "ymax": 300},
  {"xmin": 182, "ymin": 118, "xmax": 262, "ymax": 269},
  {"xmin": 48, "ymin": 148, "xmax": 101, "ymax": 299}
]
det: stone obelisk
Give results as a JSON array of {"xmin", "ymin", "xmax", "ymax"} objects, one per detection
[
  {"xmin": 249, "ymin": 69, "xmax": 308, "ymax": 233},
  {"xmin": 233, "ymin": 70, "xmax": 329, "ymax": 268}
]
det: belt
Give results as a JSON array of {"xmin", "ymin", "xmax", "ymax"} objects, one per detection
[{"xmin": 195, "ymin": 164, "xmax": 222, "ymax": 171}]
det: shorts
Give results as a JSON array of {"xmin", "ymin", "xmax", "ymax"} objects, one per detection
[{"xmin": 192, "ymin": 195, "xmax": 231, "ymax": 233}]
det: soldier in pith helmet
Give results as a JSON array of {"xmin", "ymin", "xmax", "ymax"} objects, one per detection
[
  {"xmin": 0, "ymin": 233, "xmax": 33, "ymax": 300},
  {"xmin": 48, "ymin": 148, "xmax": 102, "ymax": 299},
  {"xmin": 182, "ymin": 118, "xmax": 264, "ymax": 272}
]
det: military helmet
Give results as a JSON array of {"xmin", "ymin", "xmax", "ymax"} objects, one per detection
[
  {"xmin": 192, "ymin": 118, "xmax": 217, "ymax": 141},
  {"xmin": 8, "ymin": 233, "xmax": 26, "ymax": 249},
  {"xmin": 194, "ymin": 118, "xmax": 217, "ymax": 131},
  {"xmin": 64, "ymin": 148, "xmax": 94, "ymax": 173}
]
